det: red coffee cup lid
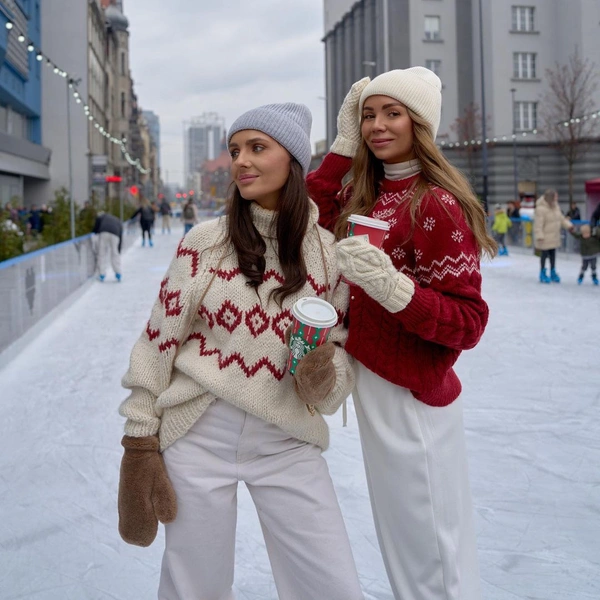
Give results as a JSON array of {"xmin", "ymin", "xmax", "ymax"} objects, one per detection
[
  {"xmin": 348, "ymin": 214, "xmax": 390, "ymax": 230},
  {"xmin": 292, "ymin": 297, "xmax": 338, "ymax": 329}
]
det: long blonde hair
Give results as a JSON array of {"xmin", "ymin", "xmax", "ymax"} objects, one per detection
[{"xmin": 334, "ymin": 108, "xmax": 497, "ymax": 258}]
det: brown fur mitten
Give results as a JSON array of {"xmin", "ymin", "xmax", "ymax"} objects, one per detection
[
  {"xmin": 294, "ymin": 342, "xmax": 337, "ymax": 405},
  {"xmin": 118, "ymin": 435, "xmax": 177, "ymax": 547}
]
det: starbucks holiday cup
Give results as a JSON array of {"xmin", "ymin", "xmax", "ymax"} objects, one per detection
[
  {"xmin": 341, "ymin": 214, "xmax": 391, "ymax": 283},
  {"xmin": 347, "ymin": 214, "xmax": 390, "ymax": 248},
  {"xmin": 287, "ymin": 297, "xmax": 338, "ymax": 375}
]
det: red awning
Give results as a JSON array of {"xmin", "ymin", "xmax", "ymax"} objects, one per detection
[{"xmin": 585, "ymin": 178, "xmax": 600, "ymax": 193}]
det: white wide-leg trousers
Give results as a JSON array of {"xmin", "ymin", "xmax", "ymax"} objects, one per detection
[
  {"xmin": 354, "ymin": 363, "xmax": 481, "ymax": 600},
  {"xmin": 158, "ymin": 399, "xmax": 363, "ymax": 600},
  {"xmin": 97, "ymin": 231, "xmax": 121, "ymax": 276}
]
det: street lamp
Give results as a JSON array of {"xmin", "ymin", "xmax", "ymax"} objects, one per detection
[
  {"xmin": 478, "ymin": 0, "xmax": 489, "ymax": 213},
  {"xmin": 510, "ymin": 88, "xmax": 518, "ymax": 203},
  {"xmin": 67, "ymin": 77, "xmax": 82, "ymax": 239}
]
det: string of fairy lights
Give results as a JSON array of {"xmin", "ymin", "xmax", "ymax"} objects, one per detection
[
  {"xmin": 4, "ymin": 19, "xmax": 149, "ymax": 175},
  {"xmin": 7, "ymin": 18, "xmax": 598, "ymax": 163},
  {"xmin": 438, "ymin": 108, "xmax": 600, "ymax": 149}
]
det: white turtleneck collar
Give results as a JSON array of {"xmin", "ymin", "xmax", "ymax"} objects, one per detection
[
  {"xmin": 383, "ymin": 159, "xmax": 422, "ymax": 181},
  {"xmin": 249, "ymin": 198, "xmax": 320, "ymax": 239}
]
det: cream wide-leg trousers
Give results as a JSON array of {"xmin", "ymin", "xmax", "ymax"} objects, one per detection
[
  {"xmin": 97, "ymin": 231, "xmax": 121, "ymax": 276},
  {"xmin": 158, "ymin": 399, "xmax": 363, "ymax": 600},
  {"xmin": 354, "ymin": 362, "xmax": 481, "ymax": 600}
]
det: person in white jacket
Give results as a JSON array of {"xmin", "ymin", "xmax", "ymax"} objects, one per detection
[{"xmin": 534, "ymin": 189, "xmax": 574, "ymax": 283}]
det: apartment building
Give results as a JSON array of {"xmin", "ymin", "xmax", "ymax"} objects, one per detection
[
  {"xmin": 323, "ymin": 0, "xmax": 600, "ymax": 205},
  {"xmin": 0, "ymin": 0, "xmax": 51, "ymax": 207}
]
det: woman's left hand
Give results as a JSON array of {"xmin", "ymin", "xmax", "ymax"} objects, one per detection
[
  {"xmin": 336, "ymin": 237, "xmax": 415, "ymax": 312},
  {"xmin": 294, "ymin": 343, "xmax": 337, "ymax": 406}
]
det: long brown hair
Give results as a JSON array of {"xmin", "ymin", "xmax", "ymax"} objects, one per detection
[
  {"xmin": 335, "ymin": 108, "xmax": 497, "ymax": 257},
  {"xmin": 225, "ymin": 159, "xmax": 310, "ymax": 305}
]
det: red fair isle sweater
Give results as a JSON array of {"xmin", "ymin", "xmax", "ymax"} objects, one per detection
[{"xmin": 306, "ymin": 153, "xmax": 489, "ymax": 407}]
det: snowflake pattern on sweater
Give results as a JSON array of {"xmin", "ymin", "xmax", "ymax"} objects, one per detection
[{"xmin": 306, "ymin": 153, "xmax": 489, "ymax": 406}]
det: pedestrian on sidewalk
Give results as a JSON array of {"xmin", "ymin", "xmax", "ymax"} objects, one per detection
[
  {"xmin": 159, "ymin": 198, "xmax": 172, "ymax": 234},
  {"xmin": 533, "ymin": 189, "xmax": 574, "ymax": 283},
  {"xmin": 492, "ymin": 203, "xmax": 512, "ymax": 256},
  {"xmin": 569, "ymin": 223, "xmax": 600, "ymax": 285},
  {"xmin": 181, "ymin": 197, "xmax": 198, "ymax": 236},
  {"xmin": 118, "ymin": 103, "xmax": 364, "ymax": 600},
  {"xmin": 130, "ymin": 198, "xmax": 155, "ymax": 247},
  {"xmin": 93, "ymin": 212, "xmax": 123, "ymax": 282},
  {"xmin": 306, "ymin": 67, "xmax": 496, "ymax": 600}
]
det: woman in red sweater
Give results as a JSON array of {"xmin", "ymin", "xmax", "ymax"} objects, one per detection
[{"xmin": 306, "ymin": 68, "xmax": 496, "ymax": 600}]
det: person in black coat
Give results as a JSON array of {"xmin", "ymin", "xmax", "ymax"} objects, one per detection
[
  {"xmin": 130, "ymin": 199, "xmax": 156, "ymax": 247},
  {"xmin": 566, "ymin": 202, "xmax": 581, "ymax": 221},
  {"xmin": 590, "ymin": 202, "xmax": 600, "ymax": 228}
]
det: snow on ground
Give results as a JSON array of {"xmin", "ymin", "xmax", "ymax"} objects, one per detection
[{"xmin": 0, "ymin": 228, "xmax": 598, "ymax": 600}]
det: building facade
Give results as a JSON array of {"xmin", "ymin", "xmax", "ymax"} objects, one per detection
[
  {"xmin": 142, "ymin": 109, "xmax": 160, "ymax": 169},
  {"xmin": 0, "ymin": 0, "xmax": 51, "ymax": 208},
  {"xmin": 323, "ymin": 0, "xmax": 600, "ymax": 208},
  {"xmin": 184, "ymin": 112, "xmax": 225, "ymax": 190}
]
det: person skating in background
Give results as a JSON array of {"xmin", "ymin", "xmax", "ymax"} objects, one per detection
[
  {"xmin": 492, "ymin": 203, "xmax": 512, "ymax": 256},
  {"xmin": 569, "ymin": 223, "xmax": 600, "ymax": 285},
  {"xmin": 506, "ymin": 200, "xmax": 521, "ymax": 243},
  {"xmin": 590, "ymin": 202, "xmax": 600, "ymax": 228},
  {"xmin": 130, "ymin": 198, "xmax": 155, "ymax": 247},
  {"xmin": 565, "ymin": 201, "xmax": 581, "ymax": 221},
  {"xmin": 534, "ymin": 189, "xmax": 574, "ymax": 283},
  {"xmin": 159, "ymin": 198, "xmax": 172, "ymax": 234},
  {"xmin": 181, "ymin": 197, "xmax": 198, "ymax": 235},
  {"xmin": 307, "ymin": 67, "xmax": 495, "ymax": 600},
  {"xmin": 118, "ymin": 103, "xmax": 363, "ymax": 600},
  {"xmin": 93, "ymin": 212, "xmax": 123, "ymax": 282}
]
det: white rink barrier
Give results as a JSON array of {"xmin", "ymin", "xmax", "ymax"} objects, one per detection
[{"xmin": 0, "ymin": 229, "xmax": 134, "ymax": 357}]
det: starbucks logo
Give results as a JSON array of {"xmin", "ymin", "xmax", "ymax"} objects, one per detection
[{"xmin": 290, "ymin": 335, "xmax": 310, "ymax": 360}]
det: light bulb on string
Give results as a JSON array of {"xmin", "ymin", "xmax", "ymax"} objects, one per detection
[
  {"xmin": 18, "ymin": 34, "xmax": 25, "ymax": 43},
  {"xmin": 36, "ymin": 53, "xmax": 43, "ymax": 62},
  {"xmin": 5, "ymin": 22, "xmax": 13, "ymax": 30},
  {"xmin": 28, "ymin": 44, "xmax": 35, "ymax": 52}
]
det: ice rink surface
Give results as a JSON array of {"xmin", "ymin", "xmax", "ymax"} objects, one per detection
[{"xmin": 1, "ymin": 227, "xmax": 598, "ymax": 599}]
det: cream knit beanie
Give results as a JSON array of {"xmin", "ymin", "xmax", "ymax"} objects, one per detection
[{"xmin": 359, "ymin": 67, "xmax": 442, "ymax": 139}]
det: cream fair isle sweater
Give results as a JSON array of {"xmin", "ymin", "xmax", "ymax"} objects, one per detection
[{"xmin": 120, "ymin": 200, "xmax": 354, "ymax": 451}]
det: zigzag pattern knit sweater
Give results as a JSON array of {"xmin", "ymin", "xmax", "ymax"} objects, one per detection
[
  {"xmin": 120, "ymin": 200, "xmax": 354, "ymax": 451},
  {"xmin": 307, "ymin": 153, "xmax": 489, "ymax": 407}
]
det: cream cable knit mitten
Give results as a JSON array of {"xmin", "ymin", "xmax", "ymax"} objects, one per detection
[
  {"xmin": 336, "ymin": 237, "xmax": 415, "ymax": 313},
  {"xmin": 330, "ymin": 77, "xmax": 371, "ymax": 157}
]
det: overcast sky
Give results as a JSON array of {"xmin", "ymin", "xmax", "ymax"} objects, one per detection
[{"xmin": 125, "ymin": 0, "xmax": 327, "ymax": 187}]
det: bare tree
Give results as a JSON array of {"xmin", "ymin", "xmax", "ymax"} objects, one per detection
[
  {"xmin": 450, "ymin": 103, "xmax": 488, "ymax": 183},
  {"xmin": 540, "ymin": 50, "xmax": 599, "ymax": 204}
]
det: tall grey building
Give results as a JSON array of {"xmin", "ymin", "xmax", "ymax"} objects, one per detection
[
  {"xmin": 323, "ymin": 0, "xmax": 600, "ymax": 144},
  {"xmin": 142, "ymin": 110, "xmax": 161, "ymax": 169},
  {"xmin": 323, "ymin": 0, "xmax": 600, "ymax": 207},
  {"xmin": 184, "ymin": 113, "xmax": 225, "ymax": 188}
]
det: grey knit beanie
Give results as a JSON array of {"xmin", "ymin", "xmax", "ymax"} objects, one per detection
[{"xmin": 227, "ymin": 103, "xmax": 313, "ymax": 175}]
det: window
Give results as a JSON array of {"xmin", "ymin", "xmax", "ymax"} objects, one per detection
[
  {"xmin": 512, "ymin": 6, "xmax": 535, "ymax": 32},
  {"xmin": 425, "ymin": 59, "xmax": 441, "ymax": 77},
  {"xmin": 513, "ymin": 52, "xmax": 536, "ymax": 79},
  {"xmin": 121, "ymin": 52, "xmax": 126, "ymax": 76},
  {"xmin": 424, "ymin": 16, "xmax": 441, "ymax": 40},
  {"xmin": 121, "ymin": 92, "xmax": 126, "ymax": 118},
  {"xmin": 514, "ymin": 101, "xmax": 537, "ymax": 131}
]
